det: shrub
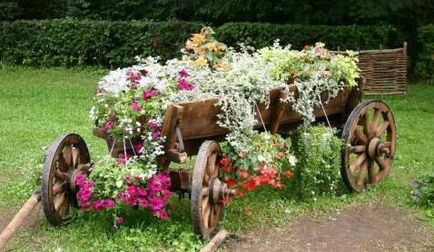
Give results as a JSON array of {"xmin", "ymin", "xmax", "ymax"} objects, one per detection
[
  {"xmin": 416, "ymin": 25, "xmax": 434, "ymax": 82},
  {"xmin": 0, "ymin": 19, "xmax": 406, "ymax": 68},
  {"xmin": 215, "ymin": 22, "xmax": 403, "ymax": 51},
  {"xmin": 289, "ymin": 125, "xmax": 345, "ymax": 200},
  {"xmin": 0, "ymin": 19, "xmax": 202, "ymax": 67},
  {"xmin": 413, "ymin": 172, "xmax": 434, "ymax": 207}
]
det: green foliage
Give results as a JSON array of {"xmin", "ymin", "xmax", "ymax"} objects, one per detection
[
  {"xmin": 0, "ymin": 19, "xmax": 202, "ymax": 67},
  {"xmin": 215, "ymin": 22, "xmax": 403, "ymax": 51},
  {"xmin": 0, "ymin": 19, "xmax": 407, "ymax": 68},
  {"xmin": 289, "ymin": 126, "xmax": 345, "ymax": 200},
  {"xmin": 416, "ymin": 25, "xmax": 434, "ymax": 82},
  {"xmin": 414, "ymin": 172, "xmax": 434, "ymax": 207}
]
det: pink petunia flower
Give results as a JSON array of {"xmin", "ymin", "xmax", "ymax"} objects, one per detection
[
  {"xmin": 178, "ymin": 69, "xmax": 189, "ymax": 78},
  {"xmin": 143, "ymin": 89, "xmax": 159, "ymax": 100},
  {"xmin": 131, "ymin": 101, "xmax": 141, "ymax": 111},
  {"xmin": 177, "ymin": 79, "xmax": 194, "ymax": 91}
]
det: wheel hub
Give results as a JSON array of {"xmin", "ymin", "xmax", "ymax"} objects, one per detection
[
  {"xmin": 367, "ymin": 137, "xmax": 382, "ymax": 159},
  {"xmin": 209, "ymin": 177, "xmax": 226, "ymax": 205}
]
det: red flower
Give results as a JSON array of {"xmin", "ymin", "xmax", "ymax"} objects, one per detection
[
  {"xmin": 222, "ymin": 164, "xmax": 232, "ymax": 172},
  {"xmin": 283, "ymin": 170, "xmax": 293, "ymax": 179},
  {"xmin": 219, "ymin": 156, "xmax": 230, "ymax": 166},
  {"xmin": 242, "ymin": 177, "xmax": 261, "ymax": 191},
  {"xmin": 225, "ymin": 178, "xmax": 237, "ymax": 188},
  {"xmin": 277, "ymin": 152, "xmax": 285, "ymax": 160}
]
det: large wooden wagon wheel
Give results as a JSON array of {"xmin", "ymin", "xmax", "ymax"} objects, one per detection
[
  {"xmin": 341, "ymin": 100, "xmax": 396, "ymax": 192},
  {"xmin": 191, "ymin": 141, "xmax": 226, "ymax": 238},
  {"xmin": 41, "ymin": 133, "xmax": 91, "ymax": 225}
]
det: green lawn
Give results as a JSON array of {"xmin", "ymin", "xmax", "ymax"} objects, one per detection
[{"xmin": 0, "ymin": 67, "xmax": 433, "ymax": 251}]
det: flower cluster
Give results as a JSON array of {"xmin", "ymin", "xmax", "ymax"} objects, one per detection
[
  {"xmin": 183, "ymin": 26, "xmax": 227, "ymax": 69},
  {"xmin": 220, "ymin": 132, "xmax": 296, "ymax": 203},
  {"xmin": 260, "ymin": 41, "xmax": 359, "ymax": 122},
  {"xmin": 87, "ymin": 27, "xmax": 359, "ymax": 222},
  {"xmin": 76, "ymin": 171, "xmax": 172, "ymax": 220}
]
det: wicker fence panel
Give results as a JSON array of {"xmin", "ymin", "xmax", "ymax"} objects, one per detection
[{"xmin": 357, "ymin": 43, "xmax": 408, "ymax": 96}]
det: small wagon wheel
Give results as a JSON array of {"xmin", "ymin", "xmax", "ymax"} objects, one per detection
[
  {"xmin": 191, "ymin": 141, "xmax": 225, "ymax": 238},
  {"xmin": 341, "ymin": 100, "xmax": 396, "ymax": 192},
  {"xmin": 41, "ymin": 133, "xmax": 91, "ymax": 225}
]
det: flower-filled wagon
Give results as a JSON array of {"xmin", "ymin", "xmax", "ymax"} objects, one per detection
[{"xmin": 39, "ymin": 28, "xmax": 397, "ymax": 238}]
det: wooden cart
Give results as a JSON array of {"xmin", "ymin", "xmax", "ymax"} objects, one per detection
[{"xmin": 40, "ymin": 85, "xmax": 397, "ymax": 238}]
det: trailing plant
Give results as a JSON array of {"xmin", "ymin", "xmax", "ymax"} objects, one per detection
[
  {"xmin": 289, "ymin": 125, "xmax": 345, "ymax": 200},
  {"xmin": 220, "ymin": 132, "xmax": 297, "ymax": 203}
]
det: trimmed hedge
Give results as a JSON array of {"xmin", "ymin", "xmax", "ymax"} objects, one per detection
[
  {"xmin": 0, "ymin": 19, "xmax": 405, "ymax": 68},
  {"xmin": 416, "ymin": 25, "xmax": 434, "ymax": 82},
  {"xmin": 0, "ymin": 19, "xmax": 201, "ymax": 67},
  {"xmin": 215, "ymin": 22, "xmax": 403, "ymax": 51}
]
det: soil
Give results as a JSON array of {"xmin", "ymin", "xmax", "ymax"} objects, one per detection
[{"xmin": 224, "ymin": 203, "xmax": 434, "ymax": 252}]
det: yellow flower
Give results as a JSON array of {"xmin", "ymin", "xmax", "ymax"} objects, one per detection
[
  {"xmin": 191, "ymin": 34, "xmax": 204, "ymax": 45},
  {"xmin": 194, "ymin": 55, "xmax": 208, "ymax": 67}
]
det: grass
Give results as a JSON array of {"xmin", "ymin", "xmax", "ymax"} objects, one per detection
[{"xmin": 0, "ymin": 67, "xmax": 433, "ymax": 251}]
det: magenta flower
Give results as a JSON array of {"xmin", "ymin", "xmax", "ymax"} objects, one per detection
[
  {"xmin": 126, "ymin": 68, "xmax": 141, "ymax": 82},
  {"xmin": 177, "ymin": 79, "xmax": 194, "ymax": 91},
  {"xmin": 158, "ymin": 210, "xmax": 169, "ymax": 220},
  {"xmin": 91, "ymin": 199, "xmax": 115, "ymax": 212},
  {"xmin": 143, "ymin": 89, "xmax": 159, "ymax": 100},
  {"xmin": 147, "ymin": 119, "xmax": 158, "ymax": 129},
  {"xmin": 134, "ymin": 142, "xmax": 143, "ymax": 155},
  {"xmin": 131, "ymin": 101, "xmax": 141, "ymax": 111},
  {"xmin": 178, "ymin": 69, "xmax": 189, "ymax": 78}
]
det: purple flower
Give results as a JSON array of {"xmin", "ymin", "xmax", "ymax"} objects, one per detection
[
  {"xmin": 178, "ymin": 69, "xmax": 189, "ymax": 78},
  {"xmin": 131, "ymin": 102, "xmax": 141, "ymax": 111},
  {"xmin": 177, "ymin": 79, "xmax": 194, "ymax": 91},
  {"xmin": 143, "ymin": 89, "xmax": 159, "ymax": 100},
  {"xmin": 152, "ymin": 130, "xmax": 161, "ymax": 138}
]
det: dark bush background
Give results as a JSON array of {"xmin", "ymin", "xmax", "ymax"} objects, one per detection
[{"xmin": 0, "ymin": 0, "xmax": 433, "ymax": 80}]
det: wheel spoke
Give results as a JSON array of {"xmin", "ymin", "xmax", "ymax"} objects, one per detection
[
  {"xmin": 72, "ymin": 147, "xmax": 80, "ymax": 168},
  {"xmin": 55, "ymin": 170, "xmax": 67, "ymax": 180},
  {"xmin": 63, "ymin": 145, "xmax": 73, "ymax": 168},
  {"xmin": 371, "ymin": 109, "xmax": 381, "ymax": 134},
  {"xmin": 350, "ymin": 153, "xmax": 367, "ymax": 172},
  {"xmin": 361, "ymin": 114, "xmax": 371, "ymax": 138},
  {"xmin": 201, "ymin": 198, "xmax": 210, "ymax": 228},
  {"xmin": 52, "ymin": 182, "xmax": 65, "ymax": 194},
  {"xmin": 356, "ymin": 161, "xmax": 368, "ymax": 186},
  {"xmin": 367, "ymin": 160, "xmax": 377, "ymax": 183},
  {"xmin": 207, "ymin": 153, "xmax": 218, "ymax": 178},
  {"xmin": 375, "ymin": 121, "xmax": 390, "ymax": 137},
  {"xmin": 54, "ymin": 192, "xmax": 66, "ymax": 211},
  {"xmin": 375, "ymin": 157, "xmax": 389, "ymax": 171},
  {"xmin": 350, "ymin": 145, "xmax": 366, "ymax": 153},
  {"xmin": 354, "ymin": 127, "xmax": 368, "ymax": 144}
]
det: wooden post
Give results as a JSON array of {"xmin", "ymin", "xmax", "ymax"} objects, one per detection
[
  {"xmin": 200, "ymin": 229, "xmax": 229, "ymax": 252},
  {"xmin": 0, "ymin": 193, "xmax": 41, "ymax": 251}
]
